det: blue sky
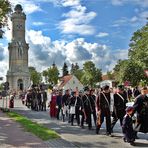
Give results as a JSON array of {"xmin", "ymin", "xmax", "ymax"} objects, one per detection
[{"xmin": 0, "ymin": 0, "xmax": 148, "ymax": 79}]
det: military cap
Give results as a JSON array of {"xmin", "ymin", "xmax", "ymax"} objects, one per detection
[
  {"xmin": 84, "ymin": 86, "xmax": 89, "ymax": 91},
  {"xmin": 118, "ymin": 85, "xmax": 124, "ymax": 91},
  {"xmin": 102, "ymin": 85, "xmax": 109, "ymax": 90}
]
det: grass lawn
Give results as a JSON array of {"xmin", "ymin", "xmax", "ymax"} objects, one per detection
[{"xmin": 7, "ymin": 111, "xmax": 60, "ymax": 141}]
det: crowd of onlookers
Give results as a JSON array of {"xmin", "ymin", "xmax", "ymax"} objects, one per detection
[{"xmin": 19, "ymin": 88, "xmax": 48, "ymax": 111}]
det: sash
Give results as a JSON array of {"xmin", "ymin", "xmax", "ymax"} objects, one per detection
[
  {"xmin": 101, "ymin": 92, "xmax": 110, "ymax": 108},
  {"xmin": 84, "ymin": 95, "xmax": 93, "ymax": 112},
  {"xmin": 117, "ymin": 93, "xmax": 124, "ymax": 102}
]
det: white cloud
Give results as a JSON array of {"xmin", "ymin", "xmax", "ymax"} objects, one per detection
[
  {"xmin": 139, "ymin": 11, "xmax": 148, "ymax": 20},
  {"xmin": 48, "ymin": 0, "xmax": 80, "ymax": 7},
  {"xmin": 130, "ymin": 16, "xmax": 138, "ymax": 22},
  {"xmin": 0, "ymin": 46, "xmax": 9, "ymax": 81},
  {"xmin": 96, "ymin": 32, "xmax": 109, "ymax": 38},
  {"xmin": 111, "ymin": 0, "xmax": 148, "ymax": 7},
  {"xmin": 58, "ymin": 5, "xmax": 96, "ymax": 35},
  {"xmin": 0, "ymin": 28, "xmax": 128, "ymax": 78},
  {"xmin": 9, "ymin": 0, "xmax": 42, "ymax": 14},
  {"xmin": 25, "ymin": 30, "xmax": 128, "ymax": 73},
  {"xmin": 112, "ymin": 11, "xmax": 147, "ymax": 27},
  {"xmin": 32, "ymin": 22, "xmax": 45, "ymax": 26},
  {"xmin": 111, "ymin": 0, "xmax": 125, "ymax": 6}
]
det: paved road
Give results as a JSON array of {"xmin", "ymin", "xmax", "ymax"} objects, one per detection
[{"xmin": 1, "ymin": 98, "xmax": 148, "ymax": 148}]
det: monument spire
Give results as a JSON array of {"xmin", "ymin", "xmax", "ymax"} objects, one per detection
[{"xmin": 7, "ymin": 4, "xmax": 30, "ymax": 91}]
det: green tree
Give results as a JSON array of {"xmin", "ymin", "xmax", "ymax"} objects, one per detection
[
  {"xmin": 113, "ymin": 59, "xmax": 129, "ymax": 84},
  {"xmin": 0, "ymin": 0, "xmax": 12, "ymax": 38},
  {"xmin": 81, "ymin": 61, "xmax": 102, "ymax": 87},
  {"xmin": 29, "ymin": 67, "xmax": 42, "ymax": 85},
  {"xmin": 70, "ymin": 63, "xmax": 80, "ymax": 74},
  {"xmin": 123, "ymin": 60, "xmax": 146, "ymax": 86},
  {"xmin": 106, "ymin": 71, "xmax": 114, "ymax": 80},
  {"xmin": 42, "ymin": 64, "xmax": 59, "ymax": 86},
  {"xmin": 62, "ymin": 62, "xmax": 68, "ymax": 76},
  {"xmin": 129, "ymin": 23, "xmax": 148, "ymax": 68},
  {"xmin": 128, "ymin": 22, "xmax": 148, "ymax": 85},
  {"xmin": 47, "ymin": 65, "xmax": 59, "ymax": 86}
]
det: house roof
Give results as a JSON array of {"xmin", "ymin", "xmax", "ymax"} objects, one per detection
[
  {"xmin": 58, "ymin": 75, "xmax": 73, "ymax": 89},
  {"xmin": 102, "ymin": 74, "xmax": 109, "ymax": 81}
]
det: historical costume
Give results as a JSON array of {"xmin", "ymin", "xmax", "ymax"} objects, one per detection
[
  {"xmin": 133, "ymin": 87, "xmax": 148, "ymax": 134},
  {"xmin": 82, "ymin": 87, "xmax": 93, "ymax": 130},
  {"xmin": 56, "ymin": 91, "xmax": 63, "ymax": 120},
  {"xmin": 96, "ymin": 85, "xmax": 112, "ymax": 135},
  {"xmin": 89, "ymin": 89, "xmax": 97, "ymax": 126},
  {"xmin": 49, "ymin": 91, "xmax": 57, "ymax": 117},
  {"xmin": 62, "ymin": 89, "xmax": 71, "ymax": 122},
  {"xmin": 111, "ymin": 85, "xmax": 128, "ymax": 132},
  {"xmin": 122, "ymin": 106, "xmax": 135, "ymax": 146},
  {"xmin": 69, "ymin": 92, "xmax": 81, "ymax": 126}
]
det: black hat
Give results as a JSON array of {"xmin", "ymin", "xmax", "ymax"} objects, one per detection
[
  {"xmin": 126, "ymin": 106, "xmax": 134, "ymax": 112},
  {"xmin": 102, "ymin": 85, "xmax": 109, "ymax": 90},
  {"xmin": 118, "ymin": 85, "xmax": 124, "ymax": 91},
  {"xmin": 84, "ymin": 86, "xmax": 89, "ymax": 91}
]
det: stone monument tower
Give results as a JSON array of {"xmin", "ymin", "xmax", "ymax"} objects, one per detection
[{"xmin": 7, "ymin": 4, "xmax": 30, "ymax": 91}]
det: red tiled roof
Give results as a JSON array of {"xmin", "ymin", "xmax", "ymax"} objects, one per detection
[{"xmin": 102, "ymin": 75, "xmax": 109, "ymax": 81}]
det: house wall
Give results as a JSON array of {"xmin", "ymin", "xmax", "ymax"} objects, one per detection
[
  {"xmin": 99, "ymin": 80, "xmax": 114, "ymax": 88},
  {"xmin": 63, "ymin": 76, "xmax": 83, "ymax": 91}
]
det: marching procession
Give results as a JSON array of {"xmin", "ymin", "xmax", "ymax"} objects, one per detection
[{"xmin": 18, "ymin": 85, "xmax": 148, "ymax": 146}]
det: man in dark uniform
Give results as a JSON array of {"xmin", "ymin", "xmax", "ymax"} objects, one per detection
[
  {"xmin": 96, "ymin": 85, "xmax": 112, "ymax": 136},
  {"xmin": 56, "ymin": 91, "xmax": 63, "ymax": 120},
  {"xmin": 89, "ymin": 89, "xmax": 97, "ymax": 126},
  {"xmin": 79, "ymin": 91, "xmax": 85, "ymax": 128},
  {"xmin": 62, "ymin": 89, "xmax": 71, "ymax": 122},
  {"xmin": 133, "ymin": 87, "xmax": 148, "ymax": 137},
  {"xmin": 111, "ymin": 85, "xmax": 128, "ymax": 132},
  {"xmin": 41, "ymin": 89, "xmax": 47, "ymax": 111},
  {"xmin": 82, "ymin": 86, "xmax": 93, "ymax": 130},
  {"xmin": 69, "ymin": 91, "xmax": 81, "ymax": 126}
]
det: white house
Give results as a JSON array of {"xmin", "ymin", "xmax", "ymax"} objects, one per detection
[
  {"xmin": 56, "ymin": 75, "xmax": 84, "ymax": 91},
  {"xmin": 96, "ymin": 80, "xmax": 115, "ymax": 88}
]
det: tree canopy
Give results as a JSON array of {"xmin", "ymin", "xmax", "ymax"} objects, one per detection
[
  {"xmin": 29, "ymin": 67, "xmax": 42, "ymax": 85},
  {"xmin": 113, "ymin": 22, "xmax": 148, "ymax": 86},
  {"xmin": 0, "ymin": 0, "xmax": 12, "ymax": 37},
  {"xmin": 62, "ymin": 62, "xmax": 69, "ymax": 76},
  {"xmin": 81, "ymin": 61, "xmax": 102, "ymax": 87},
  {"xmin": 42, "ymin": 64, "xmax": 59, "ymax": 86}
]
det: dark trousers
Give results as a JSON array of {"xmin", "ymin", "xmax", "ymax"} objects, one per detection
[
  {"xmin": 57, "ymin": 105, "xmax": 61, "ymax": 120},
  {"xmin": 92, "ymin": 110, "xmax": 97, "ymax": 126},
  {"xmin": 41, "ymin": 101, "xmax": 46, "ymax": 111},
  {"xmin": 96, "ymin": 111, "xmax": 111, "ymax": 134},
  {"xmin": 85, "ymin": 109, "xmax": 92, "ymax": 129},
  {"xmin": 111, "ymin": 116, "xmax": 124, "ymax": 132},
  {"xmin": 80, "ymin": 111, "xmax": 85, "ymax": 127},
  {"xmin": 71, "ymin": 107, "xmax": 80, "ymax": 125}
]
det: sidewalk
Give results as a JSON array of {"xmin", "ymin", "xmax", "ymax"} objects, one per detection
[
  {"xmin": 0, "ymin": 109, "xmax": 76, "ymax": 148},
  {"xmin": 0, "ymin": 110, "xmax": 47, "ymax": 148}
]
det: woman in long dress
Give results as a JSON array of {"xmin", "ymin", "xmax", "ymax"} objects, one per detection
[{"xmin": 49, "ymin": 90, "xmax": 57, "ymax": 118}]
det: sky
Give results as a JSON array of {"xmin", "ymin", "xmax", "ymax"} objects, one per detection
[{"xmin": 0, "ymin": 0, "xmax": 148, "ymax": 80}]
